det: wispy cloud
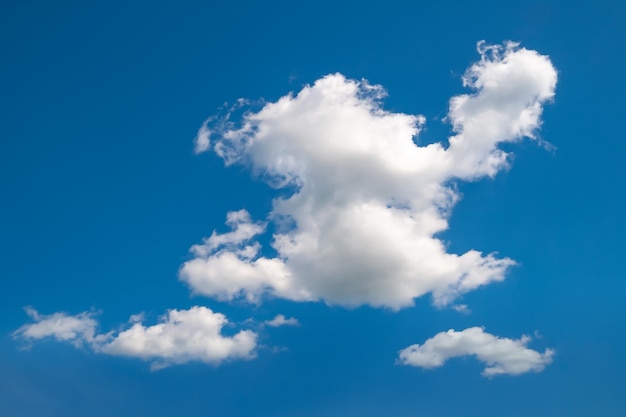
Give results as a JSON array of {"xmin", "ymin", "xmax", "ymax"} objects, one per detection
[
  {"xmin": 13, "ymin": 307, "xmax": 103, "ymax": 348},
  {"xmin": 264, "ymin": 314, "xmax": 300, "ymax": 327},
  {"xmin": 451, "ymin": 304, "xmax": 471, "ymax": 314},
  {"xmin": 193, "ymin": 120, "xmax": 211, "ymax": 154}
]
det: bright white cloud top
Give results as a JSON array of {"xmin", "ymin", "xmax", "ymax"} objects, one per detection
[
  {"xmin": 14, "ymin": 307, "xmax": 257, "ymax": 369},
  {"xmin": 184, "ymin": 41, "xmax": 558, "ymax": 309},
  {"xmin": 101, "ymin": 307, "xmax": 257, "ymax": 370},
  {"xmin": 397, "ymin": 327, "xmax": 555, "ymax": 376}
]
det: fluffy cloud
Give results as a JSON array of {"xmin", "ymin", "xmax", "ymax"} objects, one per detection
[
  {"xmin": 180, "ymin": 210, "xmax": 312, "ymax": 303},
  {"xmin": 14, "ymin": 306, "xmax": 257, "ymax": 369},
  {"xmin": 13, "ymin": 307, "xmax": 101, "ymax": 348},
  {"xmin": 397, "ymin": 327, "xmax": 554, "ymax": 376},
  {"xmin": 181, "ymin": 41, "xmax": 557, "ymax": 309},
  {"xmin": 15, "ymin": 41, "xmax": 558, "ymax": 372},
  {"xmin": 264, "ymin": 314, "xmax": 300, "ymax": 327},
  {"xmin": 102, "ymin": 307, "xmax": 257, "ymax": 369},
  {"xmin": 189, "ymin": 209, "xmax": 265, "ymax": 259}
]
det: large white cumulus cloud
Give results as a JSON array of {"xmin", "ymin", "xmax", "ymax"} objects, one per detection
[
  {"xmin": 181, "ymin": 41, "xmax": 557, "ymax": 309},
  {"xmin": 397, "ymin": 327, "xmax": 555, "ymax": 376}
]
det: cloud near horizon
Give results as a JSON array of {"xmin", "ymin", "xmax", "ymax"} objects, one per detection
[{"xmin": 183, "ymin": 41, "xmax": 557, "ymax": 310}]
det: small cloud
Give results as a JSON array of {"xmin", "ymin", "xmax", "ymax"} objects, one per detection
[
  {"xmin": 128, "ymin": 313, "xmax": 144, "ymax": 323},
  {"xmin": 188, "ymin": 209, "xmax": 265, "ymax": 258},
  {"xmin": 537, "ymin": 137, "xmax": 557, "ymax": 153},
  {"xmin": 194, "ymin": 120, "xmax": 211, "ymax": 154},
  {"xmin": 451, "ymin": 304, "xmax": 471, "ymax": 314},
  {"xmin": 263, "ymin": 345, "xmax": 289, "ymax": 353},
  {"xmin": 264, "ymin": 314, "xmax": 300, "ymax": 327},
  {"xmin": 397, "ymin": 327, "xmax": 554, "ymax": 377},
  {"xmin": 13, "ymin": 307, "xmax": 100, "ymax": 349}
]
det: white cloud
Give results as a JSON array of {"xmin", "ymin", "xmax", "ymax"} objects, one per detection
[
  {"xmin": 451, "ymin": 304, "xmax": 471, "ymax": 314},
  {"xmin": 14, "ymin": 306, "xmax": 257, "ymax": 369},
  {"xmin": 189, "ymin": 209, "xmax": 265, "ymax": 259},
  {"xmin": 13, "ymin": 307, "xmax": 101, "ymax": 348},
  {"xmin": 265, "ymin": 314, "xmax": 300, "ymax": 327},
  {"xmin": 128, "ymin": 313, "xmax": 145, "ymax": 323},
  {"xmin": 397, "ymin": 327, "xmax": 554, "ymax": 376},
  {"xmin": 194, "ymin": 120, "xmax": 211, "ymax": 154},
  {"xmin": 101, "ymin": 306, "xmax": 257, "ymax": 369},
  {"xmin": 183, "ymin": 41, "xmax": 557, "ymax": 309}
]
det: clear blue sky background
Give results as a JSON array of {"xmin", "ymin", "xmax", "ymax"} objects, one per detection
[{"xmin": 1, "ymin": 0, "xmax": 625, "ymax": 416}]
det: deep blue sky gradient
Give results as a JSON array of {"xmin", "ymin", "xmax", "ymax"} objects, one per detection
[{"xmin": 1, "ymin": 0, "xmax": 625, "ymax": 416}]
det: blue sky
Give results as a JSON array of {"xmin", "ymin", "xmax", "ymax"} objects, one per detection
[{"xmin": 1, "ymin": 0, "xmax": 625, "ymax": 416}]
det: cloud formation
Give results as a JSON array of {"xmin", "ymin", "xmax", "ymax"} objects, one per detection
[
  {"xmin": 194, "ymin": 121, "xmax": 211, "ymax": 154},
  {"xmin": 14, "ymin": 307, "xmax": 257, "ymax": 369},
  {"xmin": 102, "ymin": 307, "xmax": 257, "ymax": 369},
  {"xmin": 15, "ymin": 42, "xmax": 558, "ymax": 372},
  {"xmin": 397, "ymin": 327, "xmax": 554, "ymax": 376},
  {"xmin": 182, "ymin": 41, "xmax": 557, "ymax": 309},
  {"xmin": 264, "ymin": 314, "xmax": 300, "ymax": 327},
  {"xmin": 13, "ymin": 307, "xmax": 102, "ymax": 348}
]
